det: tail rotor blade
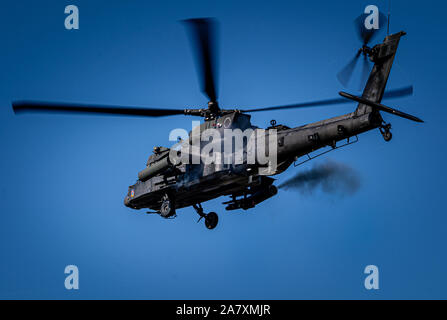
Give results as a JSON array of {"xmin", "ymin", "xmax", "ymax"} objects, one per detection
[
  {"xmin": 358, "ymin": 54, "xmax": 371, "ymax": 91},
  {"xmin": 337, "ymin": 51, "xmax": 361, "ymax": 88},
  {"xmin": 354, "ymin": 11, "xmax": 388, "ymax": 46}
]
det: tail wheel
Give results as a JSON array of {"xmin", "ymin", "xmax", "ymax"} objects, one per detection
[
  {"xmin": 205, "ymin": 212, "xmax": 218, "ymax": 230},
  {"xmin": 160, "ymin": 193, "xmax": 176, "ymax": 218},
  {"xmin": 383, "ymin": 131, "xmax": 392, "ymax": 142},
  {"xmin": 380, "ymin": 123, "xmax": 392, "ymax": 142}
]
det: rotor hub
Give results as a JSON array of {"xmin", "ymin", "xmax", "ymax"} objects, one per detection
[
  {"xmin": 359, "ymin": 45, "xmax": 372, "ymax": 57},
  {"xmin": 207, "ymin": 101, "xmax": 220, "ymax": 116}
]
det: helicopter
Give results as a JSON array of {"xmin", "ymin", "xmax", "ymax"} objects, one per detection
[{"xmin": 12, "ymin": 17, "xmax": 422, "ymax": 230}]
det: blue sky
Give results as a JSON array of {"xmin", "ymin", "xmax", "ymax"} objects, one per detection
[{"xmin": 0, "ymin": 0, "xmax": 446, "ymax": 299}]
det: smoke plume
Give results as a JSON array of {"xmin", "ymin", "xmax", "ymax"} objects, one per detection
[{"xmin": 278, "ymin": 160, "xmax": 361, "ymax": 196}]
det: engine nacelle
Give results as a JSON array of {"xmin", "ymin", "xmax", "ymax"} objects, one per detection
[{"xmin": 138, "ymin": 156, "xmax": 172, "ymax": 181}]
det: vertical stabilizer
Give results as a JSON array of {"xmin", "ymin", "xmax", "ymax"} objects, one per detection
[{"xmin": 356, "ymin": 31, "xmax": 406, "ymax": 116}]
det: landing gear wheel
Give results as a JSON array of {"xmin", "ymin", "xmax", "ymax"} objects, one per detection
[
  {"xmin": 204, "ymin": 212, "xmax": 218, "ymax": 230},
  {"xmin": 193, "ymin": 204, "xmax": 219, "ymax": 230},
  {"xmin": 383, "ymin": 131, "xmax": 392, "ymax": 142},
  {"xmin": 160, "ymin": 193, "xmax": 175, "ymax": 218}
]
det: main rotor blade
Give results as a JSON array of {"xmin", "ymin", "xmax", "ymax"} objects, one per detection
[
  {"xmin": 240, "ymin": 86, "xmax": 413, "ymax": 113},
  {"xmin": 182, "ymin": 18, "xmax": 219, "ymax": 102},
  {"xmin": 12, "ymin": 101, "xmax": 186, "ymax": 117},
  {"xmin": 382, "ymin": 86, "xmax": 413, "ymax": 98}
]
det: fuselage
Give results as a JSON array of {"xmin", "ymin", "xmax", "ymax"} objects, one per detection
[{"xmin": 124, "ymin": 108, "xmax": 382, "ymax": 211}]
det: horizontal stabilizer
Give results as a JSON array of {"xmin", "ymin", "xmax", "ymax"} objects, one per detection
[{"xmin": 339, "ymin": 91, "xmax": 423, "ymax": 123}]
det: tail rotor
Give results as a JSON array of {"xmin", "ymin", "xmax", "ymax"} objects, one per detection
[{"xmin": 337, "ymin": 11, "xmax": 388, "ymax": 90}]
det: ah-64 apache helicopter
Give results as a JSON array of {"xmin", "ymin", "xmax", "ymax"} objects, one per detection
[{"xmin": 12, "ymin": 17, "xmax": 422, "ymax": 230}]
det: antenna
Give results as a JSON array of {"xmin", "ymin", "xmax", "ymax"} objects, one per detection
[{"xmin": 387, "ymin": 0, "xmax": 391, "ymax": 35}]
